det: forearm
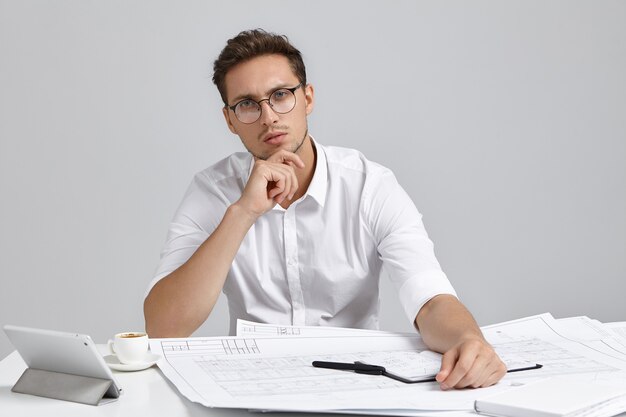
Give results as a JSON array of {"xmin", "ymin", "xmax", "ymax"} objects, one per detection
[
  {"xmin": 416, "ymin": 294, "xmax": 506, "ymax": 389},
  {"xmin": 145, "ymin": 150, "xmax": 305, "ymax": 337},
  {"xmin": 415, "ymin": 294, "xmax": 485, "ymax": 353},
  {"xmin": 144, "ymin": 204, "xmax": 256, "ymax": 337}
]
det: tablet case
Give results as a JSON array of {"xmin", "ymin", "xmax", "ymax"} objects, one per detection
[{"xmin": 12, "ymin": 368, "xmax": 117, "ymax": 406}]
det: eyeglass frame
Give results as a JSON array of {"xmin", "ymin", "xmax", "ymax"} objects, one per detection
[{"xmin": 226, "ymin": 83, "xmax": 304, "ymax": 124}]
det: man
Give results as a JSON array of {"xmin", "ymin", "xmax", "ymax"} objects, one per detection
[{"xmin": 144, "ymin": 29, "xmax": 506, "ymax": 390}]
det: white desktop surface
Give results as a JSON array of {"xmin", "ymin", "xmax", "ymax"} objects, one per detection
[{"xmin": 0, "ymin": 345, "xmax": 373, "ymax": 417}]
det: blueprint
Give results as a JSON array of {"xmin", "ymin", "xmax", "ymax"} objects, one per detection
[{"xmin": 150, "ymin": 313, "xmax": 626, "ymax": 415}]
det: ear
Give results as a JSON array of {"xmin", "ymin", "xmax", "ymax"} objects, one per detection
[
  {"xmin": 304, "ymin": 84, "xmax": 315, "ymax": 116},
  {"xmin": 222, "ymin": 107, "xmax": 237, "ymax": 134}
]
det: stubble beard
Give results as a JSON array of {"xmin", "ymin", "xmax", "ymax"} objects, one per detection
[{"xmin": 248, "ymin": 125, "xmax": 309, "ymax": 161}]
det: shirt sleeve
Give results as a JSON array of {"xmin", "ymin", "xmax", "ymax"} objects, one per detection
[
  {"xmin": 144, "ymin": 172, "xmax": 228, "ymax": 299},
  {"xmin": 361, "ymin": 168, "xmax": 457, "ymax": 326}
]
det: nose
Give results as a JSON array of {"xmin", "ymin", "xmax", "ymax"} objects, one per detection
[{"xmin": 258, "ymin": 100, "xmax": 279, "ymax": 126}]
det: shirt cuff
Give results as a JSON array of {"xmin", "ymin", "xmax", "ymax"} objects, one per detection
[{"xmin": 396, "ymin": 270, "xmax": 458, "ymax": 326}]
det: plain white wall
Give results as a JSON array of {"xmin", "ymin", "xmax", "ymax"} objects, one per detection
[{"xmin": 1, "ymin": 0, "xmax": 625, "ymax": 360}]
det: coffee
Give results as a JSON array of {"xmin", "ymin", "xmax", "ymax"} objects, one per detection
[
  {"xmin": 108, "ymin": 331, "xmax": 149, "ymax": 364},
  {"xmin": 121, "ymin": 333, "xmax": 145, "ymax": 338}
]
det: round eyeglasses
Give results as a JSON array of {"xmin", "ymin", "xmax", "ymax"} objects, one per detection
[{"xmin": 227, "ymin": 83, "xmax": 303, "ymax": 124}]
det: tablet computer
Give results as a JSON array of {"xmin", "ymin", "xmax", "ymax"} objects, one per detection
[{"xmin": 3, "ymin": 324, "xmax": 122, "ymax": 402}]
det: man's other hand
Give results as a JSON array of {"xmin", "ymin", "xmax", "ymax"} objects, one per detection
[{"xmin": 435, "ymin": 336, "xmax": 507, "ymax": 390}]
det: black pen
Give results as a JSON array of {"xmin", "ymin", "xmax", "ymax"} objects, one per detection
[
  {"xmin": 505, "ymin": 363, "xmax": 543, "ymax": 373},
  {"xmin": 312, "ymin": 360, "xmax": 543, "ymax": 384},
  {"xmin": 312, "ymin": 361, "xmax": 386, "ymax": 375},
  {"xmin": 311, "ymin": 360, "xmax": 436, "ymax": 383}
]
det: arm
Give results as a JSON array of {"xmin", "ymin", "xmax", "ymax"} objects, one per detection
[
  {"xmin": 144, "ymin": 204, "xmax": 255, "ymax": 338},
  {"xmin": 415, "ymin": 294, "xmax": 507, "ymax": 389},
  {"xmin": 144, "ymin": 150, "xmax": 304, "ymax": 337}
]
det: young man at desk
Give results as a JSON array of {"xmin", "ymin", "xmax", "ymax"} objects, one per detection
[{"xmin": 144, "ymin": 29, "xmax": 506, "ymax": 390}]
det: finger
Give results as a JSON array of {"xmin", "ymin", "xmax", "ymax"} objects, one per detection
[
  {"xmin": 474, "ymin": 360, "xmax": 506, "ymax": 389},
  {"xmin": 440, "ymin": 350, "xmax": 478, "ymax": 390},
  {"xmin": 465, "ymin": 351, "xmax": 507, "ymax": 388},
  {"xmin": 256, "ymin": 159, "xmax": 299, "ymax": 203},
  {"xmin": 267, "ymin": 149, "xmax": 305, "ymax": 169},
  {"xmin": 277, "ymin": 166, "xmax": 292, "ymax": 203},
  {"xmin": 273, "ymin": 164, "xmax": 300, "ymax": 202},
  {"xmin": 440, "ymin": 338, "xmax": 490, "ymax": 389},
  {"xmin": 436, "ymin": 349, "xmax": 458, "ymax": 388},
  {"xmin": 480, "ymin": 359, "xmax": 507, "ymax": 388},
  {"xmin": 287, "ymin": 166, "xmax": 299, "ymax": 200},
  {"xmin": 455, "ymin": 354, "xmax": 490, "ymax": 388},
  {"xmin": 481, "ymin": 366, "xmax": 507, "ymax": 388},
  {"xmin": 264, "ymin": 165, "xmax": 291, "ymax": 199},
  {"xmin": 472, "ymin": 357, "xmax": 497, "ymax": 388},
  {"xmin": 267, "ymin": 176, "xmax": 286, "ymax": 200},
  {"xmin": 268, "ymin": 163, "xmax": 298, "ymax": 201},
  {"xmin": 471, "ymin": 348, "xmax": 506, "ymax": 388},
  {"xmin": 480, "ymin": 355, "xmax": 507, "ymax": 387},
  {"xmin": 276, "ymin": 165, "xmax": 297, "ymax": 202}
]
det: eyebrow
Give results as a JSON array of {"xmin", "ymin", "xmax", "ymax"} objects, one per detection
[{"xmin": 229, "ymin": 83, "xmax": 297, "ymax": 105}]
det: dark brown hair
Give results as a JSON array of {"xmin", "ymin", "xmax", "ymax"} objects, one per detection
[{"xmin": 212, "ymin": 29, "xmax": 307, "ymax": 105}]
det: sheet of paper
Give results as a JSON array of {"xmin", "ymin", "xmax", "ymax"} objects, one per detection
[
  {"xmin": 236, "ymin": 319, "xmax": 536, "ymax": 381},
  {"xmin": 238, "ymin": 316, "xmax": 626, "ymax": 382},
  {"xmin": 606, "ymin": 322, "xmax": 626, "ymax": 342},
  {"xmin": 481, "ymin": 314, "xmax": 626, "ymax": 379},
  {"xmin": 151, "ymin": 313, "xmax": 626, "ymax": 415},
  {"xmin": 237, "ymin": 320, "xmax": 448, "ymax": 383},
  {"xmin": 150, "ymin": 333, "xmax": 491, "ymax": 412},
  {"xmin": 555, "ymin": 316, "xmax": 626, "ymax": 361},
  {"xmin": 236, "ymin": 319, "xmax": 413, "ymax": 337}
]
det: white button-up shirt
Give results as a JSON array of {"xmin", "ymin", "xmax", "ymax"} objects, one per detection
[{"xmin": 147, "ymin": 139, "xmax": 457, "ymax": 334}]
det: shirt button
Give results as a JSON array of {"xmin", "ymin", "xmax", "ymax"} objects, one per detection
[{"xmin": 287, "ymin": 259, "xmax": 296, "ymax": 266}]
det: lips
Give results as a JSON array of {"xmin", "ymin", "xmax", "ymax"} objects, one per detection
[{"xmin": 263, "ymin": 132, "xmax": 287, "ymax": 145}]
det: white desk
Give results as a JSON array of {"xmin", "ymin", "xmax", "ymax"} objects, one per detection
[{"xmin": 0, "ymin": 345, "xmax": 373, "ymax": 417}]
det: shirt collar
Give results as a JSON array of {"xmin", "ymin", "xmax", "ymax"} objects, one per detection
[
  {"xmin": 244, "ymin": 136, "xmax": 327, "ymax": 208},
  {"xmin": 306, "ymin": 137, "xmax": 327, "ymax": 208}
]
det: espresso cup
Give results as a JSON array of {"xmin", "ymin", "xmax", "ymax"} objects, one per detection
[{"xmin": 107, "ymin": 332, "xmax": 149, "ymax": 364}]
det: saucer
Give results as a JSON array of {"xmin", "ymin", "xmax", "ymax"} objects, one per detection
[{"xmin": 103, "ymin": 352, "xmax": 161, "ymax": 372}]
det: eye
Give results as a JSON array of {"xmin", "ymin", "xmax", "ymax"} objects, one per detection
[
  {"xmin": 272, "ymin": 89, "xmax": 289, "ymax": 101},
  {"xmin": 237, "ymin": 99, "xmax": 257, "ymax": 110}
]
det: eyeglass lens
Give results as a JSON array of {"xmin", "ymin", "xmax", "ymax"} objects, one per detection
[{"xmin": 234, "ymin": 88, "xmax": 297, "ymax": 123}]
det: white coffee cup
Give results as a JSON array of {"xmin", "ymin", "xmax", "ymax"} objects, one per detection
[{"xmin": 107, "ymin": 332, "xmax": 149, "ymax": 364}]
